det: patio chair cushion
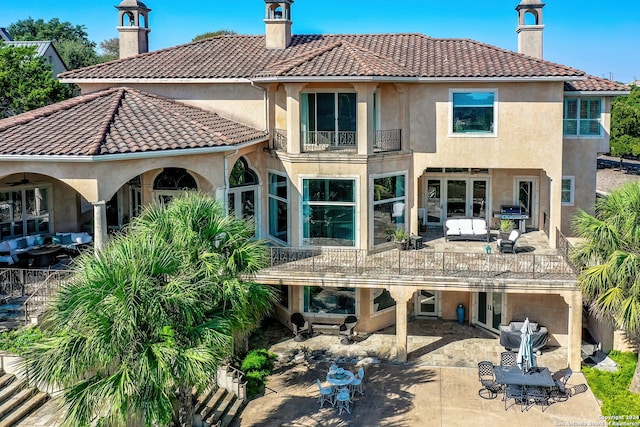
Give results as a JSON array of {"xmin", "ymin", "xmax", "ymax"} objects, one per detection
[{"xmin": 444, "ymin": 218, "xmax": 489, "ymax": 242}]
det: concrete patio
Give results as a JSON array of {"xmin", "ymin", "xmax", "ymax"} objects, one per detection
[{"xmin": 236, "ymin": 318, "xmax": 600, "ymax": 426}]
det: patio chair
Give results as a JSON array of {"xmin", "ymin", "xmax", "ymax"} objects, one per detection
[
  {"xmin": 350, "ymin": 367, "xmax": 365, "ymax": 396},
  {"xmin": 504, "ymin": 384, "xmax": 526, "ymax": 411},
  {"xmin": 570, "ymin": 383, "xmax": 588, "ymax": 396},
  {"xmin": 477, "ymin": 361, "xmax": 502, "ymax": 399},
  {"xmin": 497, "ymin": 230, "xmax": 520, "ymax": 253},
  {"xmin": 525, "ymin": 386, "xmax": 549, "ymax": 412},
  {"xmin": 500, "ymin": 351, "xmax": 517, "ymax": 367},
  {"xmin": 549, "ymin": 367, "xmax": 572, "ymax": 402},
  {"xmin": 335, "ymin": 387, "xmax": 352, "ymax": 415},
  {"xmin": 291, "ymin": 312, "xmax": 310, "ymax": 342},
  {"xmin": 317, "ymin": 378, "xmax": 334, "ymax": 408},
  {"xmin": 339, "ymin": 315, "xmax": 358, "ymax": 345}
]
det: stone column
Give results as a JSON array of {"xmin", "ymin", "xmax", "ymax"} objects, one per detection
[
  {"xmin": 388, "ymin": 286, "xmax": 417, "ymax": 362},
  {"xmin": 285, "ymin": 83, "xmax": 306, "ymax": 155},
  {"xmin": 563, "ymin": 290, "xmax": 583, "ymax": 370},
  {"xmin": 93, "ymin": 200, "xmax": 108, "ymax": 252}
]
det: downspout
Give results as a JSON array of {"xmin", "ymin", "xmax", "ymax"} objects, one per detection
[{"xmin": 224, "ymin": 149, "xmax": 239, "ymax": 212}]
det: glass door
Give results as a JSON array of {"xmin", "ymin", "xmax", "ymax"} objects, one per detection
[
  {"xmin": 446, "ymin": 180, "xmax": 467, "ymax": 218},
  {"xmin": 415, "ymin": 290, "xmax": 438, "ymax": 316},
  {"xmin": 426, "ymin": 179, "xmax": 442, "ymax": 226},
  {"xmin": 516, "ymin": 179, "xmax": 536, "ymax": 228},
  {"xmin": 476, "ymin": 291, "xmax": 503, "ymax": 332},
  {"xmin": 472, "ymin": 180, "xmax": 487, "ymax": 218}
]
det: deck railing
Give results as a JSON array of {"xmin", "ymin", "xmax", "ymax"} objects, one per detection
[
  {"xmin": 374, "ymin": 129, "xmax": 402, "ymax": 152},
  {"xmin": 266, "ymin": 247, "xmax": 576, "ymax": 280},
  {"xmin": 302, "ymin": 131, "xmax": 357, "ymax": 152},
  {"xmin": 23, "ymin": 270, "xmax": 72, "ymax": 323},
  {"xmin": 555, "ymin": 228, "xmax": 579, "ymax": 274}
]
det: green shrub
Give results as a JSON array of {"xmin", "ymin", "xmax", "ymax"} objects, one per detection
[
  {"xmin": 583, "ymin": 350, "xmax": 640, "ymax": 416},
  {"xmin": 0, "ymin": 326, "xmax": 47, "ymax": 356},
  {"xmin": 241, "ymin": 349, "xmax": 277, "ymax": 398}
]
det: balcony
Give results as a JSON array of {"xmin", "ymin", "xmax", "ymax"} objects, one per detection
[{"xmin": 271, "ymin": 129, "xmax": 402, "ymax": 153}]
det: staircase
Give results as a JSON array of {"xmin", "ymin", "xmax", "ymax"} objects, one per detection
[
  {"xmin": 0, "ymin": 298, "xmax": 26, "ymax": 333},
  {"xmin": 192, "ymin": 365, "xmax": 248, "ymax": 427},
  {"xmin": 0, "ymin": 370, "xmax": 49, "ymax": 426}
]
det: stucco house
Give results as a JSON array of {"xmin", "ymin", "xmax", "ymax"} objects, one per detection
[
  {"xmin": 0, "ymin": 0, "xmax": 629, "ymax": 369},
  {"xmin": 0, "ymin": 28, "xmax": 68, "ymax": 77}
]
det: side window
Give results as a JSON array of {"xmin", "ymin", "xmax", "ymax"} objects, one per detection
[
  {"xmin": 561, "ymin": 177, "xmax": 575, "ymax": 206},
  {"xmin": 452, "ymin": 91, "xmax": 496, "ymax": 134}
]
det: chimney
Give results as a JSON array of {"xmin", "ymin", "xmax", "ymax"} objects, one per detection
[
  {"xmin": 116, "ymin": 0, "xmax": 151, "ymax": 59},
  {"xmin": 264, "ymin": 0, "xmax": 293, "ymax": 50},
  {"xmin": 516, "ymin": 0, "xmax": 545, "ymax": 59}
]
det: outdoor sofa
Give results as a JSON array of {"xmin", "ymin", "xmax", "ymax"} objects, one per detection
[
  {"xmin": 0, "ymin": 234, "xmax": 48, "ymax": 265},
  {"xmin": 444, "ymin": 218, "xmax": 489, "ymax": 242},
  {"xmin": 499, "ymin": 321, "xmax": 549, "ymax": 352}
]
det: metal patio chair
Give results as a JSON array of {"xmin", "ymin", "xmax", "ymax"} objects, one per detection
[
  {"xmin": 477, "ymin": 361, "xmax": 502, "ymax": 399},
  {"xmin": 504, "ymin": 384, "xmax": 526, "ymax": 411},
  {"xmin": 500, "ymin": 351, "xmax": 517, "ymax": 367},
  {"xmin": 317, "ymin": 378, "xmax": 334, "ymax": 408},
  {"xmin": 339, "ymin": 315, "xmax": 358, "ymax": 344},
  {"xmin": 291, "ymin": 312, "xmax": 311, "ymax": 342}
]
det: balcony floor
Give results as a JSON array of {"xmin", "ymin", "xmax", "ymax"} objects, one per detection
[{"xmin": 418, "ymin": 229, "xmax": 557, "ymax": 255}]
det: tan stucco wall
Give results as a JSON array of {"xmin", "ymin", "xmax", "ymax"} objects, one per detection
[
  {"xmin": 505, "ymin": 293, "xmax": 567, "ymax": 347},
  {"xmin": 79, "ymin": 83, "xmax": 267, "ymax": 130},
  {"xmin": 438, "ymin": 291, "xmax": 471, "ymax": 322}
]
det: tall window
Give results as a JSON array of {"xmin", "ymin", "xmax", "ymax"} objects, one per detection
[
  {"xmin": 153, "ymin": 168, "xmax": 197, "ymax": 204},
  {"xmin": 372, "ymin": 174, "xmax": 406, "ymax": 245},
  {"xmin": 268, "ymin": 173, "xmax": 288, "ymax": 243},
  {"xmin": 0, "ymin": 187, "xmax": 50, "ymax": 240},
  {"xmin": 561, "ymin": 177, "xmax": 575, "ymax": 206},
  {"xmin": 563, "ymin": 98, "xmax": 602, "ymax": 136},
  {"xmin": 304, "ymin": 286, "xmax": 356, "ymax": 315},
  {"xmin": 301, "ymin": 92, "xmax": 357, "ymax": 147},
  {"xmin": 302, "ymin": 178, "xmax": 356, "ymax": 247},
  {"xmin": 451, "ymin": 91, "xmax": 495, "ymax": 134}
]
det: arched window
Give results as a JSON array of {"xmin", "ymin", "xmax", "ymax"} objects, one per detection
[
  {"xmin": 153, "ymin": 168, "xmax": 197, "ymax": 190},
  {"xmin": 229, "ymin": 158, "xmax": 258, "ymax": 188},
  {"xmin": 228, "ymin": 158, "xmax": 259, "ymax": 234}
]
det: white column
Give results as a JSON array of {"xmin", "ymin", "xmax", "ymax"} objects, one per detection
[
  {"xmin": 353, "ymin": 83, "xmax": 377, "ymax": 156},
  {"xmin": 564, "ymin": 291, "xmax": 583, "ymax": 371},
  {"xmin": 92, "ymin": 200, "xmax": 108, "ymax": 252},
  {"xmin": 285, "ymin": 83, "xmax": 306, "ymax": 155},
  {"xmin": 389, "ymin": 286, "xmax": 417, "ymax": 362}
]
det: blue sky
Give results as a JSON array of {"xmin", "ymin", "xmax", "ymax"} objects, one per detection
[{"xmin": 3, "ymin": 0, "xmax": 639, "ymax": 82}]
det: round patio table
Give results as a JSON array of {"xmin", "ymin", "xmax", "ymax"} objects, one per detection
[{"xmin": 326, "ymin": 370, "xmax": 355, "ymax": 387}]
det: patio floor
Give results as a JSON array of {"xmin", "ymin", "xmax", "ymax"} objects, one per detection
[{"xmin": 237, "ymin": 318, "xmax": 600, "ymax": 427}]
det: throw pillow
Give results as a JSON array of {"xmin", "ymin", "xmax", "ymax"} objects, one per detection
[
  {"xmin": 52, "ymin": 236, "xmax": 61, "ymax": 245},
  {"xmin": 15, "ymin": 238, "xmax": 27, "ymax": 249},
  {"xmin": 60, "ymin": 234, "xmax": 73, "ymax": 245},
  {"xmin": 35, "ymin": 236, "xmax": 45, "ymax": 246}
]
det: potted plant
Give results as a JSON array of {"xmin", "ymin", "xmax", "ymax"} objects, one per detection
[
  {"xmin": 389, "ymin": 228, "xmax": 410, "ymax": 250},
  {"xmin": 499, "ymin": 219, "xmax": 515, "ymax": 239}
]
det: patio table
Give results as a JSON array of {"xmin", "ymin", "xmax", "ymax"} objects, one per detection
[
  {"xmin": 493, "ymin": 366, "xmax": 555, "ymax": 387},
  {"xmin": 326, "ymin": 370, "xmax": 355, "ymax": 387}
]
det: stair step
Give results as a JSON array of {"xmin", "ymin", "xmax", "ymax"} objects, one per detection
[
  {"xmin": 199, "ymin": 387, "xmax": 226, "ymax": 420},
  {"xmin": 0, "ymin": 379, "xmax": 25, "ymax": 405},
  {"xmin": 0, "ymin": 386, "xmax": 35, "ymax": 419},
  {"xmin": 0, "ymin": 390, "xmax": 48, "ymax": 427},
  {"xmin": 220, "ymin": 398, "xmax": 245, "ymax": 427},
  {"xmin": 193, "ymin": 384, "xmax": 216, "ymax": 414},
  {"xmin": 208, "ymin": 391, "xmax": 235, "ymax": 425},
  {"xmin": 0, "ymin": 374, "xmax": 15, "ymax": 389},
  {"xmin": 0, "ymin": 304, "xmax": 24, "ymax": 313}
]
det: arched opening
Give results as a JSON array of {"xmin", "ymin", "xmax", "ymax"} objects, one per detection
[
  {"xmin": 139, "ymin": 13, "xmax": 147, "ymax": 28},
  {"xmin": 524, "ymin": 10, "xmax": 539, "ymax": 25},
  {"xmin": 122, "ymin": 12, "xmax": 136, "ymax": 26},
  {"xmin": 153, "ymin": 168, "xmax": 198, "ymax": 205},
  {"xmin": 268, "ymin": 4, "xmax": 284, "ymax": 19},
  {"xmin": 228, "ymin": 158, "xmax": 259, "ymax": 232}
]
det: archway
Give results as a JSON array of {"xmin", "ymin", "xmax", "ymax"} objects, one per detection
[{"xmin": 228, "ymin": 157, "xmax": 260, "ymax": 233}]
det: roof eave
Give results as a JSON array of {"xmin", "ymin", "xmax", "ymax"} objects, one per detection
[
  {"xmin": 0, "ymin": 137, "xmax": 268, "ymax": 163},
  {"xmin": 59, "ymin": 77, "xmax": 253, "ymax": 84},
  {"xmin": 251, "ymin": 75, "xmax": 586, "ymax": 83},
  {"xmin": 564, "ymin": 90, "xmax": 630, "ymax": 96}
]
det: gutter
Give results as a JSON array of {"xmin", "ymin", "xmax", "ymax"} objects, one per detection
[{"xmin": 0, "ymin": 138, "xmax": 268, "ymax": 163}]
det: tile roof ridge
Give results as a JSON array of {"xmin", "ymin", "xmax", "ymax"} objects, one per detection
[
  {"xmin": 447, "ymin": 38, "xmax": 586, "ymax": 77},
  {"xmin": 88, "ymin": 88, "xmax": 126, "ymax": 155},
  {"xmin": 262, "ymin": 41, "xmax": 344, "ymax": 76},
  {"xmin": 0, "ymin": 87, "xmax": 121, "ymax": 132},
  {"xmin": 340, "ymin": 41, "xmax": 411, "ymax": 73}
]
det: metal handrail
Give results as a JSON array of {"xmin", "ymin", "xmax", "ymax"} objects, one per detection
[{"xmin": 555, "ymin": 228, "xmax": 578, "ymax": 274}]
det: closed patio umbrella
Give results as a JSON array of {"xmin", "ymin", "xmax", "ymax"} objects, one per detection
[{"xmin": 517, "ymin": 317, "xmax": 536, "ymax": 373}]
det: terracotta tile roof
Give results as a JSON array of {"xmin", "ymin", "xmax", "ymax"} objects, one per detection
[
  {"xmin": 60, "ymin": 34, "xmax": 587, "ymax": 81},
  {"xmin": 0, "ymin": 87, "xmax": 267, "ymax": 156},
  {"xmin": 564, "ymin": 75, "xmax": 630, "ymax": 92}
]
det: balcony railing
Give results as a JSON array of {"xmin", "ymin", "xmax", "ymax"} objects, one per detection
[
  {"xmin": 302, "ymin": 131, "xmax": 357, "ymax": 153},
  {"xmin": 556, "ymin": 228, "xmax": 579, "ymax": 274},
  {"xmin": 265, "ymin": 247, "xmax": 576, "ymax": 281},
  {"xmin": 272, "ymin": 128, "xmax": 287, "ymax": 151},
  {"xmin": 374, "ymin": 129, "xmax": 402, "ymax": 152}
]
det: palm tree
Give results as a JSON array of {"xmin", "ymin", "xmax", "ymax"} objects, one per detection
[
  {"xmin": 23, "ymin": 192, "xmax": 277, "ymax": 426},
  {"xmin": 571, "ymin": 182, "xmax": 640, "ymax": 393}
]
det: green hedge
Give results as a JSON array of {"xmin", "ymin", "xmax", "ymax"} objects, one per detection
[
  {"xmin": 241, "ymin": 349, "xmax": 277, "ymax": 398},
  {"xmin": 0, "ymin": 326, "xmax": 47, "ymax": 356},
  {"xmin": 583, "ymin": 351, "xmax": 640, "ymax": 416}
]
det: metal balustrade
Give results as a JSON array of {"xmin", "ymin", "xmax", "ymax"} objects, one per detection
[
  {"xmin": 374, "ymin": 129, "xmax": 402, "ymax": 152},
  {"xmin": 302, "ymin": 131, "xmax": 357, "ymax": 152}
]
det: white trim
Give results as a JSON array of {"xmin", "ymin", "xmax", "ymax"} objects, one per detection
[
  {"xmin": 414, "ymin": 289, "xmax": 439, "ymax": 317},
  {"xmin": 298, "ymin": 174, "xmax": 360, "ymax": 248},
  {"xmin": 561, "ymin": 176, "xmax": 575, "ymax": 206},
  {"xmin": 267, "ymin": 169, "xmax": 290, "ymax": 245},
  {"xmin": 60, "ymin": 77, "xmax": 253, "ymax": 84},
  {"xmin": 448, "ymin": 88, "xmax": 498, "ymax": 138},
  {"xmin": 514, "ymin": 176, "xmax": 539, "ymax": 229},
  {"xmin": 0, "ymin": 139, "xmax": 268, "ymax": 163},
  {"xmin": 251, "ymin": 76, "xmax": 585, "ymax": 84},
  {"xmin": 563, "ymin": 96, "xmax": 604, "ymax": 138},
  {"xmin": 564, "ymin": 90, "xmax": 630, "ymax": 96}
]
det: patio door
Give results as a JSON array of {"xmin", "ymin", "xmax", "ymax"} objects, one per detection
[
  {"xmin": 476, "ymin": 291, "xmax": 503, "ymax": 332},
  {"xmin": 426, "ymin": 179, "xmax": 442, "ymax": 226},
  {"xmin": 445, "ymin": 179, "xmax": 488, "ymax": 219},
  {"xmin": 514, "ymin": 178, "xmax": 537, "ymax": 229},
  {"xmin": 415, "ymin": 290, "xmax": 438, "ymax": 317}
]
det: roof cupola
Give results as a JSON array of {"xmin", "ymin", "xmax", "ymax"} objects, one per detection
[
  {"xmin": 116, "ymin": 0, "xmax": 151, "ymax": 59},
  {"xmin": 516, "ymin": 0, "xmax": 545, "ymax": 59},
  {"xmin": 264, "ymin": 0, "xmax": 293, "ymax": 50}
]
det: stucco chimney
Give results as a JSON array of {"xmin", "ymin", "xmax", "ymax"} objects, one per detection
[
  {"xmin": 116, "ymin": 0, "xmax": 151, "ymax": 59},
  {"xmin": 264, "ymin": 0, "xmax": 293, "ymax": 50},
  {"xmin": 516, "ymin": 0, "xmax": 545, "ymax": 59}
]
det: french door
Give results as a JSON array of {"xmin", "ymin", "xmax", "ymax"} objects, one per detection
[
  {"xmin": 228, "ymin": 186, "xmax": 259, "ymax": 236},
  {"xmin": 415, "ymin": 290, "xmax": 438, "ymax": 317},
  {"xmin": 425, "ymin": 178, "xmax": 488, "ymax": 225},
  {"xmin": 476, "ymin": 291, "xmax": 503, "ymax": 332},
  {"xmin": 515, "ymin": 178, "xmax": 537, "ymax": 229}
]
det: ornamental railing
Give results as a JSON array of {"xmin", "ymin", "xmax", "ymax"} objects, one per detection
[
  {"xmin": 301, "ymin": 131, "xmax": 357, "ymax": 153},
  {"xmin": 555, "ymin": 228, "xmax": 578, "ymax": 274},
  {"xmin": 266, "ymin": 247, "xmax": 576, "ymax": 281},
  {"xmin": 374, "ymin": 129, "xmax": 402, "ymax": 152},
  {"xmin": 272, "ymin": 128, "xmax": 287, "ymax": 151}
]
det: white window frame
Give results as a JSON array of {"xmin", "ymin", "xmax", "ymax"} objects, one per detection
[
  {"xmin": 299, "ymin": 175, "xmax": 360, "ymax": 248},
  {"xmin": 0, "ymin": 185, "xmax": 53, "ymax": 240},
  {"xmin": 448, "ymin": 88, "xmax": 498, "ymax": 138},
  {"xmin": 561, "ymin": 176, "xmax": 575, "ymax": 206},
  {"xmin": 563, "ymin": 97, "xmax": 603, "ymax": 138},
  {"xmin": 267, "ymin": 170, "xmax": 289, "ymax": 245},
  {"xmin": 300, "ymin": 90, "xmax": 358, "ymax": 138},
  {"xmin": 369, "ymin": 171, "xmax": 408, "ymax": 247}
]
